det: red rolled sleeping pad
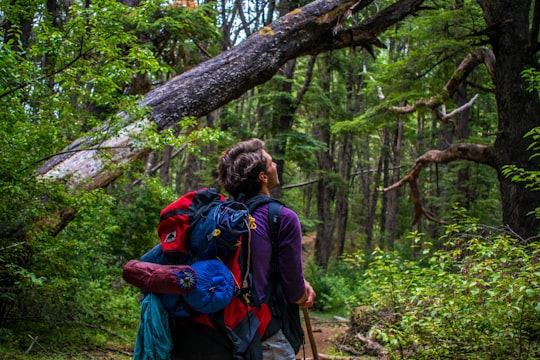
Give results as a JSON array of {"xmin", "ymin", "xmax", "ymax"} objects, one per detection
[{"xmin": 122, "ymin": 260, "xmax": 198, "ymax": 294}]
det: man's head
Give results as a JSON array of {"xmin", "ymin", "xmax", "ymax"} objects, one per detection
[{"xmin": 217, "ymin": 138, "xmax": 279, "ymax": 199}]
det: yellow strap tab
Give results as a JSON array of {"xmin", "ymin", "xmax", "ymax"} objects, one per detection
[
  {"xmin": 249, "ymin": 216, "xmax": 256, "ymax": 230},
  {"xmin": 213, "ymin": 229, "xmax": 221, "ymax": 237}
]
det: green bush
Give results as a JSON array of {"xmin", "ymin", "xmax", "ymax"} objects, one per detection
[{"xmin": 342, "ymin": 216, "xmax": 540, "ymax": 359}]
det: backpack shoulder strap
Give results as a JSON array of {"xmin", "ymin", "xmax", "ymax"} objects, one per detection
[
  {"xmin": 266, "ymin": 201, "xmax": 282, "ymax": 267},
  {"xmin": 246, "ymin": 195, "xmax": 283, "ymax": 250},
  {"xmin": 245, "ymin": 195, "xmax": 284, "ymax": 278}
]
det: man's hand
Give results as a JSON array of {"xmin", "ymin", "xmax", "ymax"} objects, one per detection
[{"xmin": 297, "ymin": 279, "xmax": 316, "ymax": 308}]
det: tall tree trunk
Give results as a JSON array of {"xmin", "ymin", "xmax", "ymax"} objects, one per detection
[
  {"xmin": 386, "ymin": 119, "xmax": 404, "ymax": 249},
  {"xmin": 366, "ymin": 150, "xmax": 383, "ymax": 251},
  {"xmin": 334, "ymin": 133, "xmax": 352, "ymax": 258},
  {"xmin": 314, "ymin": 54, "xmax": 336, "ymax": 267},
  {"xmin": 270, "ymin": 0, "xmax": 297, "ymax": 199},
  {"xmin": 314, "ymin": 139, "xmax": 336, "ymax": 266},
  {"xmin": 181, "ymin": 153, "xmax": 200, "ymax": 191},
  {"xmin": 159, "ymin": 145, "xmax": 172, "ymax": 186},
  {"xmin": 413, "ymin": 112, "xmax": 426, "ymax": 233},
  {"xmin": 335, "ymin": 49, "xmax": 360, "ymax": 257},
  {"xmin": 479, "ymin": 0, "xmax": 540, "ymax": 239},
  {"xmin": 360, "ymin": 136, "xmax": 372, "ymax": 250},
  {"xmin": 380, "ymin": 127, "xmax": 391, "ymax": 249},
  {"xmin": 271, "ymin": 58, "xmax": 296, "ymax": 199}
]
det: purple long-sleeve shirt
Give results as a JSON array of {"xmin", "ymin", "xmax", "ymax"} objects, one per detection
[{"xmin": 250, "ymin": 204, "xmax": 306, "ymax": 304}]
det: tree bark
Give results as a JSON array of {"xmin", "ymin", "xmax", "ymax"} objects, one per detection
[
  {"xmin": 478, "ymin": 0, "xmax": 540, "ymax": 239},
  {"xmin": 159, "ymin": 145, "xmax": 173, "ymax": 186}
]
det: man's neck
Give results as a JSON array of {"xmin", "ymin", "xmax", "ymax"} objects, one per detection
[{"xmin": 259, "ymin": 184, "xmax": 271, "ymax": 196}]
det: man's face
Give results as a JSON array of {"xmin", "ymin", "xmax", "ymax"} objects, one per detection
[{"xmin": 262, "ymin": 150, "xmax": 280, "ymax": 189}]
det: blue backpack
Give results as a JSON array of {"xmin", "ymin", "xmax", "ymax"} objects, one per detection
[{"xmin": 140, "ymin": 188, "xmax": 255, "ymax": 317}]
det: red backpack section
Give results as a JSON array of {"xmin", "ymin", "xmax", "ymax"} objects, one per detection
[{"xmin": 157, "ymin": 188, "xmax": 226, "ymax": 256}]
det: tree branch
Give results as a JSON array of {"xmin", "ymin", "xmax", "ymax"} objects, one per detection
[
  {"xmin": 438, "ymin": 93, "xmax": 479, "ymax": 122},
  {"xmin": 295, "ymin": 55, "xmax": 317, "ymax": 107},
  {"xmin": 391, "ymin": 47, "xmax": 495, "ymax": 120},
  {"xmin": 383, "ymin": 143, "xmax": 494, "ymax": 224}
]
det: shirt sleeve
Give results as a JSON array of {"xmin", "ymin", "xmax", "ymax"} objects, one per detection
[{"xmin": 277, "ymin": 206, "xmax": 306, "ymax": 304}]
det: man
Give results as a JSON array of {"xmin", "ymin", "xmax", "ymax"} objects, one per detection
[{"xmin": 216, "ymin": 138, "xmax": 316, "ymax": 359}]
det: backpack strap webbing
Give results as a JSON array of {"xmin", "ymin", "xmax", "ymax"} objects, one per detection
[
  {"xmin": 266, "ymin": 200, "xmax": 282, "ymax": 293},
  {"xmin": 245, "ymin": 195, "xmax": 283, "ymax": 287},
  {"xmin": 267, "ymin": 201, "xmax": 282, "ymax": 250}
]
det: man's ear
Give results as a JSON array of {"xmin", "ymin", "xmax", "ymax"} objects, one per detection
[{"xmin": 258, "ymin": 171, "xmax": 267, "ymax": 183}]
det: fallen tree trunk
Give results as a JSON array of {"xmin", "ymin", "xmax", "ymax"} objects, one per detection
[{"xmin": 37, "ymin": 0, "xmax": 427, "ymax": 190}]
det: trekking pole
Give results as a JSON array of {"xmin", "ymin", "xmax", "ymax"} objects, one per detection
[{"xmin": 302, "ymin": 308, "xmax": 319, "ymax": 360}]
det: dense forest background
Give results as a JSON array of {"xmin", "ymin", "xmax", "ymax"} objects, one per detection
[{"xmin": 1, "ymin": 0, "xmax": 539, "ymax": 358}]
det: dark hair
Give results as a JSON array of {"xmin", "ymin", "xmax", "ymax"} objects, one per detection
[{"xmin": 217, "ymin": 138, "xmax": 268, "ymax": 200}]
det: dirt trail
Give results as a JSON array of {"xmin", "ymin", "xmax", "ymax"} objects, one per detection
[{"xmin": 298, "ymin": 313, "xmax": 348, "ymax": 359}]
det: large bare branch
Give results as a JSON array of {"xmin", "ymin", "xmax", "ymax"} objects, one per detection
[
  {"xmin": 383, "ymin": 143, "xmax": 494, "ymax": 224},
  {"xmin": 391, "ymin": 47, "xmax": 495, "ymax": 120},
  {"xmin": 37, "ymin": 0, "xmax": 427, "ymax": 190}
]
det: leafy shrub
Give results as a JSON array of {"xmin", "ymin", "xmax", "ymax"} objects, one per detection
[{"xmin": 341, "ymin": 215, "xmax": 540, "ymax": 359}]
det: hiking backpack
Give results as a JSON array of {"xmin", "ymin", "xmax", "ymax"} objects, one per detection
[{"xmin": 123, "ymin": 188, "xmax": 285, "ymax": 359}]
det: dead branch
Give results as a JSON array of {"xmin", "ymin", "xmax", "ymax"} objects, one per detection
[
  {"xmin": 443, "ymin": 47, "xmax": 495, "ymax": 94},
  {"xmin": 383, "ymin": 143, "xmax": 492, "ymax": 224},
  {"xmin": 282, "ymin": 179, "xmax": 319, "ymax": 190},
  {"xmin": 317, "ymin": 354, "xmax": 358, "ymax": 360},
  {"xmin": 384, "ymin": 48, "xmax": 498, "ymax": 225},
  {"xmin": 438, "ymin": 94, "xmax": 479, "ymax": 121},
  {"xmin": 355, "ymin": 333, "xmax": 389, "ymax": 357},
  {"xmin": 391, "ymin": 47, "xmax": 495, "ymax": 121},
  {"xmin": 390, "ymin": 96, "xmax": 441, "ymax": 114}
]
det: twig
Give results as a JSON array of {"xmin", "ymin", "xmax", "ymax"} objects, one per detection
[
  {"xmin": 26, "ymin": 335, "xmax": 50, "ymax": 354},
  {"xmin": 355, "ymin": 333, "xmax": 388, "ymax": 357},
  {"xmin": 26, "ymin": 335, "xmax": 38, "ymax": 353},
  {"xmin": 0, "ymin": 241, "xmax": 27, "ymax": 251}
]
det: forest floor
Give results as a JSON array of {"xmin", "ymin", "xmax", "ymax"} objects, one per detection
[
  {"xmin": 78, "ymin": 314, "xmax": 350, "ymax": 360},
  {"xmin": 298, "ymin": 312, "xmax": 350, "ymax": 359}
]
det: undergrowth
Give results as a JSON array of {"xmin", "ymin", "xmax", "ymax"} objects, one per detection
[{"xmin": 308, "ymin": 213, "xmax": 540, "ymax": 359}]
